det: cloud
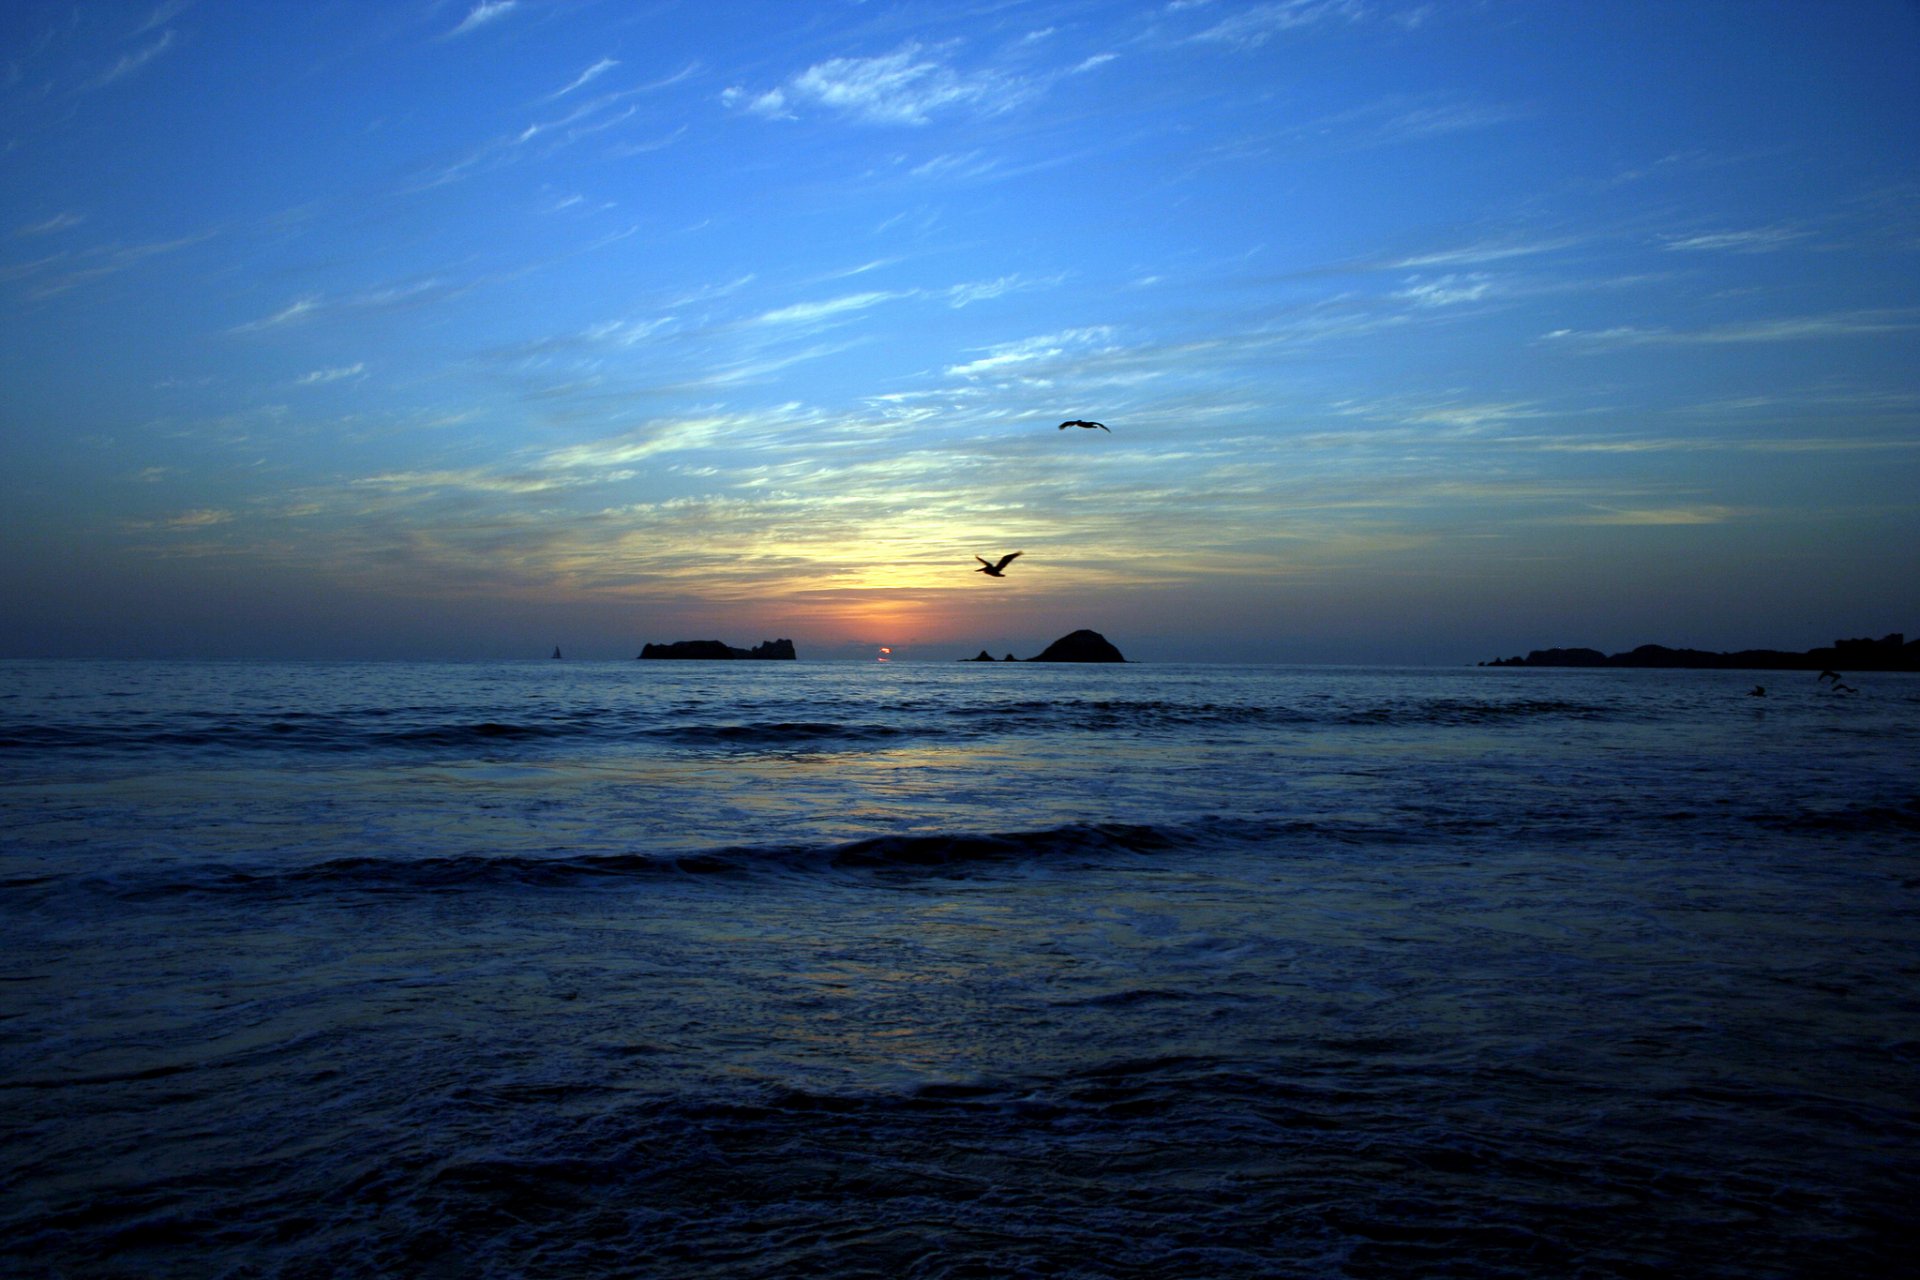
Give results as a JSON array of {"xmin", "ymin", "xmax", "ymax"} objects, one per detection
[
  {"xmin": 1332, "ymin": 396, "xmax": 1547, "ymax": 432},
  {"xmin": 233, "ymin": 278, "xmax": 469, "ymax": 333},
  {"xmin": 1395, "ymin": 273, "xmax": 1491, "ymax": 307},
  {"xmin": 294, "ymin": 363, "xmax": 366, "ymax": 386},
  {"xmin": 1567, "ymin": 505, "xmax": 1743, "ymax": 526},
  {"xmin": 355, "ymin": 467, "xmax": 583, "ymax": 497},
  {"xmin": 751, "ymin": 291, "xmax": 899, "ymax": 327},
  {"xmin": 550, "ymin": 58, "xmax": 618, "ymax": 99},
  {"xmin": 1188, "ymin": 1, "xmax": 1363, "ymax": 49},
  {"xmin": 82, "ymin": 29, "xmax": 176, "ymax": 90},
  {"xmin": 945, "ymin": 274, "xmax": 1061, "ymax": 307},
  {"xmin": 133, "ymin": 2, "xmax": 196, "ymax": 37},
  {"xmin": 163, "ymin": 508, "xmax": 235, "ymax": 530},
  {"xmin": 1390, "ymin": 238, "xmax": 1579, "ymax": 269},
  {"xmin": 946, "ymin": 327, "xmax": 1118, "ymax": 379},
  {"xmin": 1661, "ymin": 227, "xmax": 1807, "ymax": 253},
  {"xmin": 1541, "ymin": 310, "xmax": 1919, "ymax": 348},
  {"xmin": 720, "ymin": 86, "xmax": 792, "ymax": 120},
  {"xmin": 16, "ymin": 213, "xmax": 85, "ymax": 237},
  {"xmin": 24, "ymin": 230, "xmax": 216, "ymax": 299},
  {"xmin": 729, "ymin": 44, "xmax": 1028, "ymax": 126},
  {"xmin": 449, "ymin": 1, "xmax": 518, "ymax": 38},
  {"xmin": 233, "ymin": 296, "xmax": 322, "ymax": 332}
]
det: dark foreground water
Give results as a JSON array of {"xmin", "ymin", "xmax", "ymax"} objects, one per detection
[{"xmin": 2, "ymin": 659, "xmax": 1916, "ymax": 1277}]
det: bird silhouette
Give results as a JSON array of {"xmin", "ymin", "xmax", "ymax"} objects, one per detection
[
  {"xmin": 975, "ymin": 552, "xmax": 1023, "ymax": 577},
  {"xmin": 1817, "ymin": 669, "xmax": 1842, "ymax": 683},
  {"xmin": 1059, "ymin": 419, "xmax": 1110, "ymax": 432}
]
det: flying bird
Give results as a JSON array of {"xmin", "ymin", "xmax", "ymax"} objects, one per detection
[
  {"xmin": 1059, "ymin": 419, "xmax": 1110, "ymax": 432},
  {"xmin": 975, "ymin": 552, "xmax": 1023, "ymax": 577}
]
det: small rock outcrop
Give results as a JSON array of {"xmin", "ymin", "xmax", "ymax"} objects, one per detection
[
  {"xmin": 640, "ymin": 638, "xmax": 796, "ymax": 660},
  {"xmin": 1027, "ymin": 629, "xmax": 1126, "ymax": 663}
]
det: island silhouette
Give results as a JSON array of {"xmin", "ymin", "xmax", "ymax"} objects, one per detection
[
  {"xmin": 964, "ymin": 629, "xmax": 1126, "ymax": 662},
  {"xmin": 1481, "ymin": 632, "xmax": 1915, "ymax": 672},
  {"xmin": 639, "ymin": 639, "xmax": 796, "ymax": 660}
]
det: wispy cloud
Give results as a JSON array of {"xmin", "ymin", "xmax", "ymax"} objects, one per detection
[
  {"xmin": 1332, "ymin": 396, "xmax": 1549, "ymax": 432},
  {"xmin": 233, "ymin": 296, "xmax": 322, "ymax": 332},
  {"xmin": 449, "ymin": 1, "xmax": 518, "ymax": 38},
  {"xmin": 945, "ymin": 274, "xmax": 1062, "ymax": 307},
  {"xmin": 161, "ymin": 508, "xmax": 234, "ymax": 530},
  {"xmin": 751, "ymin": 291, "xmax": 900, "ymax": 327},
  {"xmin": 1566, "ymin": 505, "xmax": 1744, "ymax": 526},
  {"xmin": 1395, "ymin": 273, "xmax": 1491, "ymax": 308},
  {"xmin": 294, "ymin": 363, "xmax": 366, "ymax": 386},
  {"xmin": 946, "ymin": 327, "xmax": 1118, "ymax": 379},
  {"xmin": 1390, "ymin": 238, "xmax": 1579, "ymax": 269},
  {"xmin": 16, "ymin": 212, "xmax": 85, "ymax": 236},
  {"xmin": 133, "ymin": 2, "xmax": 195, "ymax": 36},
  {"xmin": 550, "ymin": 58, "xmax": 619, "ymax": 99},
  {"xmin": 82, "ymin": 29, "xmax": 176, "ymax": 91},
  {"xmin": 22, "ymin": 230, "xmax": 215, "ymax": 299},
  {"xmin": 233, "ymin": 278, "xmax": 468, "ymax": 333},
  {"xmin": 1661, "ymin": 226, "xmax": 1807, "ymax": 253},
  {"xmin": 1187, "ymin": 1, "xmax": 1364, "ymax": 49},
  {"xmin": 1541, "ymin": 310, "xmax": 1919, "ymax": 348},
  {"xmin": 725, "ymin": 44, "xmax": 1030, "ymax": 126}
]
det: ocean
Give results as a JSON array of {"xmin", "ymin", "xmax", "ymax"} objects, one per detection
[{"xmin": 2, "ymin": 658, "xmax": 1916, "ymax": 1278}]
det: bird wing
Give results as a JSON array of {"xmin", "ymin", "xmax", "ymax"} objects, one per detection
[
  {"xmin": 975, "ymin": 556, "xmax": 992, "ymax": 568},
  {"xmin": 1092, "ymin": 421, "xmax": 1110, "ymax": 431},
  {"xmin": 994, "ymin": 551, "xmax": 1024, "ymax": 571}
]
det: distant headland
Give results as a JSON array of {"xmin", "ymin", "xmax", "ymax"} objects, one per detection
[
  {"xmin": 964, "ymin": 629, "xmax": 1127, "ymax": 663},
  {"xmin": 1481, "ymin": 632, "xmax": 1915, "ymax": 672},
  {"xmin": 639, "ymin": 638, "xmax": 796, "ymax": 660}
]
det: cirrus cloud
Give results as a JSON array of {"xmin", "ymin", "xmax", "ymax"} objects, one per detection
[{"xmin": 725, "ymin": 44, "xmax": 1029, "ymax": 126}]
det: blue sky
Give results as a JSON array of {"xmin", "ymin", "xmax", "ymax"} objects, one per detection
[{"xmin": 3, "ymin": 0, "xmax": 1916, "ymax": 661}]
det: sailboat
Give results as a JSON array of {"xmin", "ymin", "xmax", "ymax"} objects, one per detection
[{"xmin": 551, "ymin": 646, "xmax": 563, "ymax": 660}]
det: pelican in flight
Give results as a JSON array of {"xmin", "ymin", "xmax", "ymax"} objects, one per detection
[
  {"xmin": 1059, "ymin": 419, "xmax": 1110, "ymax": 432},
  {"xmin": 975, "ymin": 551, "xmax": 1023, "ymax": 577}
]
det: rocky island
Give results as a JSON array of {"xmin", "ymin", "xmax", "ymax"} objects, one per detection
[
  {"xmin": 963, "ymin": 629, "xmax": 1127, "ymax": 662},
  {"xmin": 1481, "ymin": 632, "xmax": 1915, "ymax": 672},
  {"xmin": 639, "ymin": 638, "xmax": 796, "ymax": 660}
]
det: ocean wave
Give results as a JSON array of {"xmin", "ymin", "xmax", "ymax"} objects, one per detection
[
  {"xmin": 0, "ymin": 714, "xmax": 916, "ymax": 759},
  {"xmin": 0, "ymin": 691, "xmax": 1629, "ymax": 765},
  {"xmin": 1751, "ymin": 796, "xmax": 1920, "ymax": 835},
  {"xmin": 1334, "ymin": 696, "xmax": 1624, "ymax": 727},
  {"xmin": 649, "ymin": 720, "xmax": 911, "ymax": 746},
  {"xmin": 0, "ymin": 716, "xmax": 577, "ymax": 756},
  {"xmin": 76, "ymin": 821, "xmax": 1255, "ymax": 899}
]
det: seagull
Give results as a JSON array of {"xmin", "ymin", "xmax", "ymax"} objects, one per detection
[
  {"xmin": 975, "ymin": 551, "xmax": 1023, "ymax": 577},
  {"xmin": 1059, "ymin": 419, "xmax": 1110, "ymax": 432},
  {"xmin": 1817, "ymin": 669, "xmax": 1842, "ymax": 684}
]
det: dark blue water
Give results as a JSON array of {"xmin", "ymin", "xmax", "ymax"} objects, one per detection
[{"xmin": 3, "ymin": 660, "xmax": 1916, "ymax": 1277}]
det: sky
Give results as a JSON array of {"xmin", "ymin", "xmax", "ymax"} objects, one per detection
[{"xmin": 2, "ymin": 0, "xmax": 1917, "ymax": 663}]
